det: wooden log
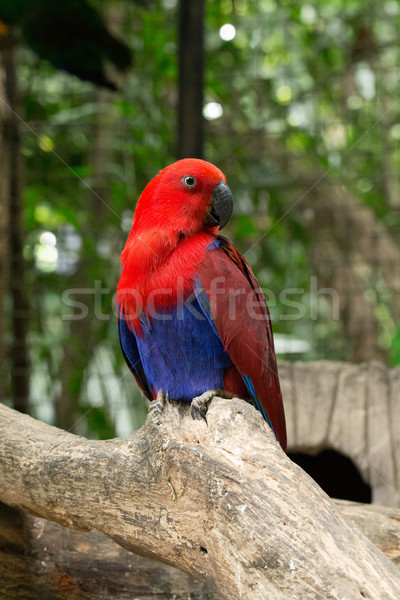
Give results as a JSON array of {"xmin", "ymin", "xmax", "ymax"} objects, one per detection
[
  {"xmin": 2, "ymin": 499, "xmax": 400, "ymax": 600},
  {"xmin": 1, "ymin": 398, "xmax": 400, "ymax": 599},
  {"xmin": 280, "ymin": 360, "xmax": 400, "ymax": 507},
  {"xmin": 0, "ymin": 503, "xmax": 220, "ymax": 600},
  {"xmin": 336, "ymin": 500, "xmax": 400, "ymax": 568}
]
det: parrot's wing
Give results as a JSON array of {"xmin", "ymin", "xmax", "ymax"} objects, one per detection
[
  {"xmin": 118, "ymin": 317, "xmax": 153, "ymax": 401},
  {"xmin": 195, "ymin": 236, "xmax": 287, "ymax": 450}
]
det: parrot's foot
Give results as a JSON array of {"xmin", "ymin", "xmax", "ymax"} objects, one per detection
[
  {"xmin": 154, "ymin": 389, "xmax": 170, "ymax": 414},
  {"xmin": 190, "ymin": 389, "xmax": 233, "ymax": 420}
]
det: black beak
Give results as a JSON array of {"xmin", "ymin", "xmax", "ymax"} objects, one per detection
[{"xmin": 204, "ymin": 181, "xmax": 233, "ymax": 230}]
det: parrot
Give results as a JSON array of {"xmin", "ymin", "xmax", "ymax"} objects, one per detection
[
  {"xmin": 116, "ymin": 159, "xmax": 287, "ymax": 450},
  {"xmin": 0, "ymin": 0, "xmax": 132, "ymax": 90}
]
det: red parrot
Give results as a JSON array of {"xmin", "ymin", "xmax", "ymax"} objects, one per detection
[{"xmin": 117, "ymin": 159, "xmax": 287, "ymax": 450}]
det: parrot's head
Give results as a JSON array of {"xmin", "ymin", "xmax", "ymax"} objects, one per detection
[{"xmin": 132, "ymin": 158, "xmax": 233, "ymax": 237}]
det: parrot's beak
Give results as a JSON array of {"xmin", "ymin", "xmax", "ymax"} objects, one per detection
[{"xmin": 204, "ymin": 181, "xmax": 233, "ymax": 229}]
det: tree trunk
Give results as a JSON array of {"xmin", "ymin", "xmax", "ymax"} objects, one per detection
[
  {"xmin": 0, "ymin": 47, "xmax": 11, "ymax": 403},
  {"xmin": 56, "ymin": 88, "xmax": 115, "ymax": 431},
  {"xmin": 0, "ymin": 38, "xmax": 30, "ymax": 413},
  {"xmin": 177, "ymin": 0, "xmax": 205, "ymax": 159},
  {"xmin": 1, "ymin": 397, "xmax": 400, "ymax": 599},
  {"xmin": 301, "ymin": 182, "xmax": 400, "ymax": 363}
]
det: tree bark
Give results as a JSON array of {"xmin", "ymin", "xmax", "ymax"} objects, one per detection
[
  {"xmin": 0, "ymin": 39, "xmax": 30, "ymax": 413},
  {"xmin": 1, "ymin": 500, "xmax": 400, "ymax": 600},
  {"xmin": 336, "ymin": 500, "xmax": 400, "ymax": 568},
  {"xmin": 0, "ymin": 502, "xmax": 221, "ymax": 600},
  {"xmin": 1, "ymin": 397, "xmax": 400, "ymax": 600}
]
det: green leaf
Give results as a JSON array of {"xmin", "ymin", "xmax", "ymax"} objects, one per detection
[{"xmin": 391, "ymin": 325, "xmax": 400, "ymax": 367}]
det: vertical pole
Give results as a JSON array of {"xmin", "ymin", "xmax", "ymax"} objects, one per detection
[
  {"xmin": 1, "ymin": 41, "xmax": 30, "ymax": 414},
  {"xmin": 177, "ymin": 0, "xmax": 205, "ymax": 159}
]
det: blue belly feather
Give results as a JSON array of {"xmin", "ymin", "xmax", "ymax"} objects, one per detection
[
  {"xmin": 118, "ymin": 238, "xmax": 280, "ymax": 444},
  {"xmin": 119, "ymin": 297, "xmax": 232, "ymax": 400}
]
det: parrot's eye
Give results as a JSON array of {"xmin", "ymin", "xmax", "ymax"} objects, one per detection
[{"xmin": 182, "ymin": 175, "xmax": 197, "ymax": 188}]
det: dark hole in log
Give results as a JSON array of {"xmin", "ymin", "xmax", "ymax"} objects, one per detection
[
  {"xmin": 200, "ymin": 546, "xmax": 208, "ymax": 554},
  {"xmin": 288, "ymin": 449, "xmax": 372, "ymax": 503}
]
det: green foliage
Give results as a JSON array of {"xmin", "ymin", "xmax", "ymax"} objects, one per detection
[
  {"xmin": 391, "ymin": 325, "xmax": 400, "ymax": 367},
  {"xmin": 4, "ymin": 0, "xmax": 400, "ymax": 436},
  {"xmin": 78, "ymin": 405, "xmax": 117, "ymax": 440}
]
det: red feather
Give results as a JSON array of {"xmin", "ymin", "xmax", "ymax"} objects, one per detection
[
  {"xmin": 117, "ymin": 159, "xmax": 225, "ymax": 333},
  {"xmin": 116, "ymin": 159, "xmax": 287, "ymax": 450},
  {"xmin": 198, "ymin": 237, "xmax": 287, "ymax": 451}
]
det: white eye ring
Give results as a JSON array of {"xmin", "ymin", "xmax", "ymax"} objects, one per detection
[{"xmin": 182, "ymin": 175, "xmax": 196, "ymax": 188}]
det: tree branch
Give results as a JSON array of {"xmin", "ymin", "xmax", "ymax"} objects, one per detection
[
  {"xmin": 1, "ymin": 500, "xmax": 399, "ymax": 600},
  {"xmin": 1, "ymin": 398, "xmax": 400, "ymax": 599},
  {"xmin": 0, "ymin": 502, "xmax": 221, "ymax": 600}
]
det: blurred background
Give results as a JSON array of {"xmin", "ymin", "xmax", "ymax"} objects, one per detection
[{"xmin": 1, "ymin": 0, "xmax": 400, "ymax": 441}]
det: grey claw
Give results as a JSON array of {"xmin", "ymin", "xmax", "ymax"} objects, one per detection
[
  {"xmin": 190, "ymin": 389, "xmax": 229, "ymax": 421},
  {"xmin": 154, "ymin": 389, "xmax": 166, "ymax": 414}
]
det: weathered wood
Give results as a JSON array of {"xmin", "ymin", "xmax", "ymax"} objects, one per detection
[
  {"xmin": 280, "ymin": 360, "xmax": 400, "ymax": 507},
  {"xmin": 1, "ymin": 398, "xmax": 400, "ymax": 599},
  {"xmin": 0, "ymin": 503, "xmax": 220, "ymax": 600},
  {"xmin": 336, "ymin": 500, "xmax": 400, "ymax": 568},
  {"xmin": 1, "ymin": 499, "xmax": 400, "ymax": 600}
]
